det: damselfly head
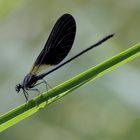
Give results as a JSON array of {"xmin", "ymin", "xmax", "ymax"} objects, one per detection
[{"xmin": 15, "ymin": 84, "xmax": 22, "ymax": 93}]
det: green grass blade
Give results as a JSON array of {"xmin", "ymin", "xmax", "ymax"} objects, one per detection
[{"xmin": 0, "ymin": 43, "xmax": 140, "ymax": 132}]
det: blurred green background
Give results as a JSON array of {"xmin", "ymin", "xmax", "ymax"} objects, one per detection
[{"xmin": 0, "ymin": 0, "xmax": 140, "ymax": 139}]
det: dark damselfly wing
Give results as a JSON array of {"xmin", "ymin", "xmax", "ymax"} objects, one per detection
[{"xmin": 30, "ymin": 14, "xmax": 76, "ymax": 75}]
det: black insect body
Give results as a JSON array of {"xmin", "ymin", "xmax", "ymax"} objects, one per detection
[{"xmin": 15, "ymin": 13, "xmax": 114, "ymax": 101}]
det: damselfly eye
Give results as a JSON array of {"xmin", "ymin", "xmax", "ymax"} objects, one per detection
[{"xmin": 15, "ymin": 84, "xmax": 21, "ymax": 93}]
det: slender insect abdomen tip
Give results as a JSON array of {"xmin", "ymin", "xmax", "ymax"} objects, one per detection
[{"xmin": 109, "ymin": 33, "xmax": 115, "ymax": 38}]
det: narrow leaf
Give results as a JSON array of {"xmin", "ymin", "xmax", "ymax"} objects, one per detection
[{"xmin": 0, "ymin": 43, "xmax": 140, "ymax": 132}]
